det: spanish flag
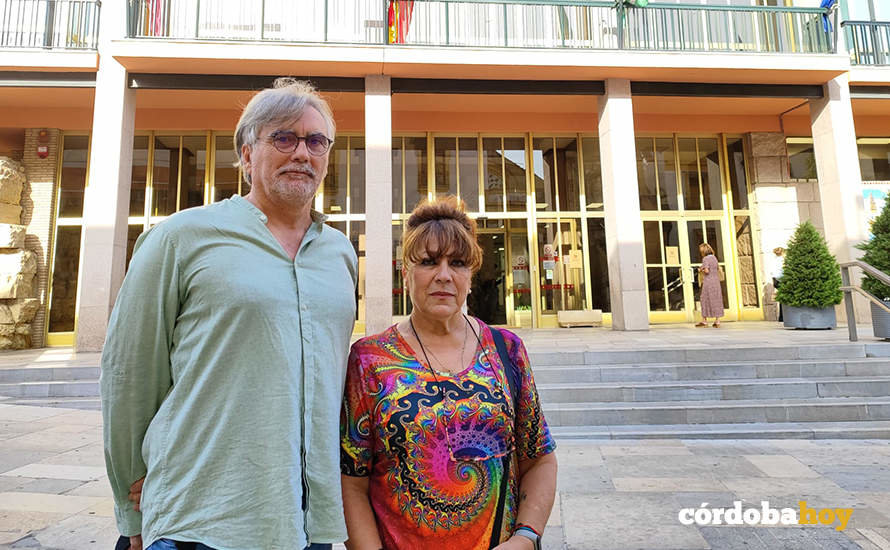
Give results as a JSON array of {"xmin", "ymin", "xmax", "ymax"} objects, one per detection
[{"xmin": 388, "ymin": 1, "xmax": 414, "ymax": 44}]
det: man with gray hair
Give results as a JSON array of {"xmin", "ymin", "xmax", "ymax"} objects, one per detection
[{"xmin": 101, "ymin": 78, "xmax": 357, "ymax": 550}]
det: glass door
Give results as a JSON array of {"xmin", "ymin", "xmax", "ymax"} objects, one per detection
[
  {"xmin": 469, "ymin": 231, "xmax": 507, "ymax": 326},
  {"xmin": 642, "ymin": 215, "xmax": 738, "ymax": 322},
  {"xmin": 534, "ymin": 219, "xmax": 586, "ymax": 326}
]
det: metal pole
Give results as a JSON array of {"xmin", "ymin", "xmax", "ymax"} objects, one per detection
[{"xmin": 842, "ymin": 266, "xmax": 858, "ymax": 342}]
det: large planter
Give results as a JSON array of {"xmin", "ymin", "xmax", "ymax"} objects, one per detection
[
  {"xmin": 783, "ymin": 305, "xmax": 836, "ymax": 329},
  {"xmin": 871, "ymin": 301, "xmax": 890, "ymax": 339}
]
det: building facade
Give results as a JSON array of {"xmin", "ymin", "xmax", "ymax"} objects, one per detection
[{"xmin": 1, "ymin": 0, "xmax": 889, "ymax": 350}]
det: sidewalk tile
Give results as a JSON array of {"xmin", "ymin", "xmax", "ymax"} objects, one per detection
[
  {"xmin": 0, "ymin": 491, "xmax": 105, "ymax": 514},
  {"xmin": 744, "ymin": 455, "xmax": 821, "ymax": 478},
  {"xmin": 612, "ymin": 477, "xmax": 728, "ymax": 493},
  {"xmin": 3, "ymin": 464, "xmax": 106, "ymax": 481}
]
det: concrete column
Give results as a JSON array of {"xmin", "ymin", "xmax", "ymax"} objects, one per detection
[
  {"xmin": 363, "ymin": 75, "xmax": 393, "ymax": 335},
  {"xmin": 75, "ymin": 0, "xmax": 135, "ymax": 351},
  {"xmin": 809, "ymin": 74, "xmax": 868, "ymax": 323},
  {"xmin": 598, "ymin": 79, "xmax": 648, "ymax": 331}
]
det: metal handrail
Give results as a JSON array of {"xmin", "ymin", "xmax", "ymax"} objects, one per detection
[
  {"xmin": 839, "ymin": 260, "xmax": 890, "ymax": 342},
  {"xmin": 0, "ymin": 0, "xmax": 100, "ymax": 50},
  {"xmin": 125, "ymin": 0, "xmax": 835, "ymax": 54},
  {"xmin": 841, "ymin": 20, "xmax": 890, "ymax": 66}
]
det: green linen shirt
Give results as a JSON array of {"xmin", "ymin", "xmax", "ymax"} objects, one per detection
[{"xmin": 101, "ymin": 195, "xmax": 357, "ymax": 550}]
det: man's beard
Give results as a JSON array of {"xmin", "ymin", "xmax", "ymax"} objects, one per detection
[{"xmin": 268, "ymin": 163, "xmax": 321, "ymax": 207}]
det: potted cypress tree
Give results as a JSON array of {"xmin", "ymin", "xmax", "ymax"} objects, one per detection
[
  {"xmin": 775, "ymin": 221, "xmax": 843, "ymax": 329},
  {"xmin": 856, "ymin": 200, "xmax": 890, "ymax": 338}
]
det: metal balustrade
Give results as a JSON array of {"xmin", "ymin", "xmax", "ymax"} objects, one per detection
[
  {"xmin": 125, "ymin": 0, "xmax": 836, "ymax": 55},
  {"xmin": 843, "ymin": 20, "xmax": 890, "ymax": 66},
  {"xmin": 622, "ymin": 3, "xmax": 834, "ymax": 54},
  {"xmin": 1, "ymin": 0, "xmax": 100, "ymax": 49}
]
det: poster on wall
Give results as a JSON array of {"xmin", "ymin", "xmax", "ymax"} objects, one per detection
[{"xmin": 863, "ymin": 183, "xmax": 890, "ymax": 238}]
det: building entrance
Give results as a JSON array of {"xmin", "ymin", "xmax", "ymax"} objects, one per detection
[{"xmin": 643, "ymin": 216, "xmax": 733, "ymax": 323}]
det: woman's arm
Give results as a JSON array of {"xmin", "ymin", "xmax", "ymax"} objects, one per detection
[
  {"xmin": 342, "ymin": 474, "xmax": 383, "ymax": 550},
  {"xmin": 495, "ymin": 451, "xmax": 558, "ymax": 549}
]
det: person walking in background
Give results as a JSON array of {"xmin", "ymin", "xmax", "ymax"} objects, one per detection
[{"xmin": 696, "ymin": 243, "xmax": 724, "ymax": 328}]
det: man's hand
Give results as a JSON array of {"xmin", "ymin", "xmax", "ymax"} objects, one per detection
[
  {"xmin": 128, "ymin": 477, "xmax": 145, "ymax": 512},
  {"xmin": 129, "ymin": 535, "xmax": 143, "ymax": 550}
]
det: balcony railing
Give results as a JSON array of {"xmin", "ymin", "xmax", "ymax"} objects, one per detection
[
  {"xmin": 843, "ymin": 20, "xmax": 890, "ymax": 66},
  {"xmin": 126, "ymin": 0, "xmax": 835, "ymax": 55},
  {"xmin": 1, "ymin": 0, "xmax": 100, "ymax": 49}
]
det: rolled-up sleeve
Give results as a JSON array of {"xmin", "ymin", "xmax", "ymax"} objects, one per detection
[{"xmin": 100, "ymin": 226, "xmax": 180, "ymax": 536}]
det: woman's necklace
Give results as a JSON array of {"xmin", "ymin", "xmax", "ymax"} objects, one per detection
[{"xmin": 410, "ymin": 316, "xmax": 469, "ymax": 374}]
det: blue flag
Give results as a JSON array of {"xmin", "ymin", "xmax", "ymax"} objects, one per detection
[{"xmin": 821, "ymin": 0, "xmax": 836, "ymax": 32}]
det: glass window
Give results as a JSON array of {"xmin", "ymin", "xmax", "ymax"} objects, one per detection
[
  {"xmin": 404, "ymin": 137, "xmax": 427, "ymax": 213},
  {"xmin": 699, "ymin": 138, "xmax": 722, "ymax": 210},
  {"xmin": 504, "ymin": 137, "xmax": 527, "ymax": 212},
  {"xmin": 656, "ymin": 138, "xmax": 679, "ymax": 211},
  {"xmin": 48, "ymin": 226, "xmax": 82, "ymax": 332},
  {"xmin": 151, "ymin": 136, "xmax": 179, "ymax": 216},
  {"xmin": 532, "ymin": 138, "xmax": 556, "ymax": 213},
  {"xmin": 434, "ymin": 137, "xmax": 457, "ymax": 197},
  {"xmin": 858, "ymin": 140, "xmax": 890, "ymax": 181},
  {"xmin": 350, "ymin": 137, "xmax": 366, "ymax": 214},
  {"xmin": 393, "ymin": 222, "xmax": 409, "ymax": 316},
  {"xmin": 458, "ymin": 137, "xmax": 479, "ymax": 211},
  {"xmin": 726, "ymin": 138, "xmax": 750, "ymax": 209},
  {"xmin": 636, "ymin": 138, "xmax": 658, "ymax": 210},
  {"xmin": 678, "ymin": 138, "xmax": 701, "ymax": 210},
  {"xmin": 126, "ymin": 225, "xmax": 144, "ymax": 269},
  {"xmin": 179, "ymin": 136, "xmax": 207, "ymax": 210},
  {"xmin": 130, "ymin": 136, "xmax": 149, "ymax": 216},
  {"xmin": 350, "ymin": 221, "xmax": 365, "ymax": 321},
  {"xmin": 482, "ymin": 137, "xmax": 504, "ymax": 212},
  {"xmin": 586, "ymin": 217, "xmax": 610, "ymax": 312},
  {"xmin": 214, "ymin": 135, "xmax": 240, "ymax": 202},
  {"xmin": 59, "ymin": 135, "xmax": 89, "ymax": 218},
  {"xmin": 787, "ymin": 139, "xmax": 818, "ymax": 180},
  {"xmin": 324, "ymin": 139, "xmax": 348, "ymax": 214},
  {"xmin": 392, "ymin": 137, "xmax": 403, "ymax": 213},
  {"xmin": 556, "ymin": 137, "xmax": 580, "ymax": 211},
  {"xmin": 581, "ymin": 137, "xmax": 603, "ymax": 211}
]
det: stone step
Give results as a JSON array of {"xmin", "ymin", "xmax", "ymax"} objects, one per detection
[
  {"xmin": 10, "ymin": 396, "xmax": 101, "ymax": 410},
  {"xmin": 542, "ymin": 396, "xmax": 890, "ymax": 426},
  {"xmin": 0, "ymin": 380, "xmax": 99, "ymax": 398},
  {"xmin": 537, "ymin": 377, "xmax": 890, "ymax": 403},
  {"xmin": 0, "ymin": 365, "xmax": 99, "ymax": 383},
  {"xmin": 528, "ymin": 343, "xmax": 872, "ymax": 366},
  {"xmin": 532, "ymin": 358, "xmax": 890, "ymax": 384},
  {"xmin": 549, "ymin": 420, "xmax": 890, "ymax": 440}
]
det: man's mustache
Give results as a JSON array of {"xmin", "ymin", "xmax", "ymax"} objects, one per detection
[{"xmin": 277, "ymin": 164, "xmax": 317, "ymax": 179}]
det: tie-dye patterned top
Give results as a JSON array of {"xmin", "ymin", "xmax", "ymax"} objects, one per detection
[{"xmin": 340, "ymin": 321, "xmax": 555, "ymax": 550}]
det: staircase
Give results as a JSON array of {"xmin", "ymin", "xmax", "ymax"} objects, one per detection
[
  {"xmin": 534, "ymin": 342, "xmax": 890, "ymax": 439},
  {"xmin": 0, "ymin": 362, "xmax": 101, "ymax": 410}
]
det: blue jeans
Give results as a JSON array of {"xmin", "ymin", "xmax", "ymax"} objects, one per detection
[{"xmin": 147, "ymin": 540, "xmax": 331, "ymax": 550}]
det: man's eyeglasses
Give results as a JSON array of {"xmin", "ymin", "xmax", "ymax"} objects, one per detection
[{"xmin": 267, "ymin": 130, "xmax": 333, "ymax": 156}]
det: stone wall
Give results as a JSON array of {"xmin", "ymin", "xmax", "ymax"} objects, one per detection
[
  {"xmin": 748, "ymin": 132, "xmax": 824, "ymax": 321},
  {"xmin": 0, "ymin": 157, "xmax": 38, "ymax": 348},
  {"xmin": 21, "ymin": 129, "xmax": 60, "ymax": 347}
]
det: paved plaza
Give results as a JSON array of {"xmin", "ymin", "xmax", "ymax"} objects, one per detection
[{"xmin": 0, "ymin": 323, "xmax": 889, "ymax": 549}]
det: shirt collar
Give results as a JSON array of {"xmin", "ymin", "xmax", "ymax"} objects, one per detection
[{"xmin": 231, "ymin": 194, "xmax": 328, "ymax": 228}]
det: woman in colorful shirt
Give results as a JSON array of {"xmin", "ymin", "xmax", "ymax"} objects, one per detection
[{"xmin": 340, "ymin": 196, "xmax": 557, "ymax": 550}]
